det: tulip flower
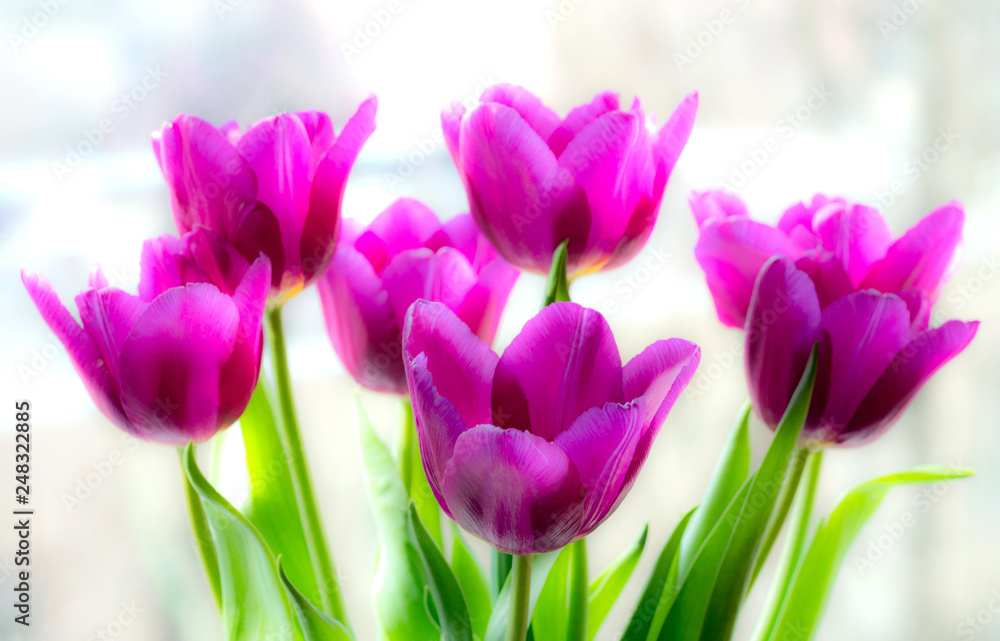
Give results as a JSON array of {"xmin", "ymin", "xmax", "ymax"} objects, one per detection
[
  {"xmin": 745, "ymin": 256, "xmax": 978, "ymax": 446},
  {"xmin": 402, "ymin": 299, "xmax": 700, "ymax": 554},
  {"xmin": 442, "ymin": 84, "xmax": 698, "ymax": 277},
  {"xmin": 152, "ymin": 98, "xmax": 377, "ymax": 303},
  {"xmin": 318, "ymin": 198, "xmax": 518, "ymax": 395},
  {"xmin": 21, "ymin": 228, "xmax": 271, "ymax": 444},
  {"xmin": 691, "ymin": 190, "xmax": 965, "ymax": 329}
]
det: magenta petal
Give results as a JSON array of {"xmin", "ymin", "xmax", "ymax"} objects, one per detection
[
  {"xmin": 21, "ymin": 271, "xmax": 129, "ymax": 428},
  {"xmin": 547, "ymin": 91, "xmax": 620, "ymax": 157},
  {"xmin": 317, "ymin": 245, "xmax": 405, "ymax": 394},
  {"xmin": 185, "ymin": 227, "xmax": 253, "ymax": 296},
  {"xmin": 554, "ymin": 401, "xmax": 644, "ymax": 533},
  {"xmin": 745, "ymin": 258, "xmax": 822, "ymax": 429},
  {"xmin": 429, "ymin": 214, "xmax": 481, "ymax": 262},
  {"xmin": 356, "ymin": 198, "xmax": 442, "ymax": 272},
  {"xmin": 695, "ymin": 218, "xmax": 800, "ymax": 328},
  {"xmin": 154, "ymin": 115, "xmax": 257, "ymax": 239},
  {"xmin": 843, "ymin": 320, "xmax": 979, "ymax": 446},
  {"xmin": 812, "ymin": 291, "xmax": 912, "ymax": 439},
  {"xmin": 861, "ymin": 202, "xmax": 964, "ymax": 302},
  {"xmin": 441, "ymin": 425, "xmax": 585, "ymax": 555},
  {"xmin": 813, "ymin": 203, "xmax": 892, "ymax": 287},
  {"xmin": 441, "ymin": 102, "xmax": 465, "ymax": 168},
  {"xmin": 491, "ymin": 302, "xmax": 624, "ymax": 441},
  {"xmin": 403, "ymin": 300, "xmax": 498, "ymax": 428},
  {"xmin": 654, "ymin": 91, "xmax": 699, "ymax": 179},
  {"xmin": 794, "ymin": 250, "xmax": 854, "ymax": 309},
  {"xmin": 75, "ymin": 287, "xmax": 147, "ymax": 386},
  {"xmin": 118, "ymin": 283, "xmax": 240, "ymax": 444},
  {"xmin": 381, "ymin": 247, "xmax": 479, "ymax": 328},
  {"xmin": 479, "ymin": 83, "xmax": 561, "ymax": 141},
  {"xmin": 236, "ymin": 202, "xmax": 287, "ymax": 291},
  {"xmin": 217, "ymin": 256, "xmax": 270, "ymax": 427},
  {"xmin": 294, "ymin": 110, "xmax": 336, "ymax": 170},
  {"xmin": 690, "ymin": 189, "xmax": 749, "ymax": 228},
  {"xmin": 452, "ymin": 257, "xmax": 519, "ymax": 345}
]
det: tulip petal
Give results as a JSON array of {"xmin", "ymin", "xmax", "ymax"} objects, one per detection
[
  {"xmin": 491, "ymin": 302, "xmax": 624, "ymax": 441},
  {"xmin": 381, "ymin": 247, "xmax": 479, "ymax": 329},
  {"xmin": 690, "ymin": 189, "xmax": 748, "ymax": 228},
  {"xmin": 695, "ymin": 218, "xmax": 800, "ymax": 329},
  {"xmin": 75, "ymin": 287, "xmax": 147, "ymax": 386},
  {"xmin": 118, "ymin": 283, "xmax": 240, "ymax": 444},
  {"xmin": 429, "ymin": 213, "xmax": 481, "ymax": 263},
  {"xmin": 21, "ymin": 271, "xmax": 129, "ymax": 428},
  {"xmin": 480, "ymin": 83, "xmax": 561, "ymax": 141},
  {"xmin": 441, "ymin": 424, "xmax": 585, "ymax": 555},
  {"xmin": 894, "ymin": 288, "xmax": 931, "ymax": 333},
  {"xmin": 813, "ymin": 203, "xmax": 892, "ymax": 287},
  {"xmin": 794, "ymin": 250, "xmax": 854, "ymax": 309},
  {"xmin": 154, "ymin": 115, "xmax": 257, "ymax": 239},
  {"xmin": 451, "ymin": 257, "xmax": 519, "ymax": 346},
  {"xmin": 547, "ymin": 91, "xmax": 620, "ymax": 157},
  {"xmin": 217, "ymin": 256, "xmax": 270, "ymax": 427},
  {"xmin": 554, "ymin": 400, "xmax": 645, "ymax": 533},
  {"xmin": 355, "ymin": 197, "xmax": 442, "ymax": 273},
  {"xmin": 654, "ymin": 91, "xmax": 698, "ymax": 180},
  {"xmin": 812, "ymin": 291, "xmax": 912, "ymax": 439},
  {"xmin": 745, "ymin": 258, "xmax": 822, "ymax": 428},
  {"xmin": 294, "ymin": 110, "xmax": 336, "ymax": 171},
  {"xmin": 861, "ymin": 202, "xmax": 964, "ymax": 302},
  {"xmin": 843, "ymin": 320, "xmax": 979, "ymax": 446},
  {"xmin": 236, "ymin": 202, "xmax": 287, "ymax": 291},
  {"xmin": 318, "ymin": 245, "xmax": 405, "ymax": 394},
  {"xmin": 441, "ymin": 102, "xmax": 465, "ymax": 167}
]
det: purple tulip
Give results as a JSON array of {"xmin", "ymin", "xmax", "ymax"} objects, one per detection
[
  {"xmin": 442, "ymin": 84, "xmax": 698, "ymax": 277},
  {"xmin": 318, "ymin": 198, "xmax": 519, "ymax": 395},
  {"xmin": 746, "ymin": 256, "xmax": 978, "ymax": 447},
  {"xmin": 152, "ymin": 98, "xmax": 377, "ymax": 303},
  {"xmin": 402, "ymin": 300, "xmax": 700, "ymax": 554},
  {"xmin": 22, "ymin": 228, "xmax": 270, "ymax": 444},
  {"xmin": 691, "ymin": 190, "xmax": 965, "ymax": 329}
]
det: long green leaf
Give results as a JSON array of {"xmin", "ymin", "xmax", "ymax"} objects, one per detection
[
  {"xmin": 181, "ymin": 443, "xmax": 302, "ymax": 641},
  {"xmin": 451, "ymin": 524, "xmax": 492, "ymax": 639},
  {"xmin": 621, "ymin": 509, "xmax": 694, "ymax": 641},
  {"xmin": 698, "ymin": 348, "xmax": 818, "ymax": 640},
  {"xmin": 532, "ymin": 545, "xmax": 573, "ymax": 641},
  {"xmin": 242, "ymin": 382, "xmax": 324, "ymax": 614},
  {"xmin": 485, "ymin": 550, "xmax": 562, "ymax": 641},
  {"xmin": 764, "ymin": 465, "xmax": 973, "ymax": 641},
  {"xmin": 408, "ymin": 503, "xmax": 474, "ymax": 641},
  {"xmin": 357, "ymin": 399, "xmax": 440, "ymax": 641},
  {"xmin": 587, "ymin": 525, "xmax": 647, "ymax": 641},
  {"xmin": 401, "ymin": 400, "xmax": 443, "ymax": 547},
  {"xmin": 278, "ymin": 557, "xmax": 353, "ymax": 641}
]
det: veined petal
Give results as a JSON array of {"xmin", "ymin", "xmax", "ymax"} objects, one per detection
[
  {"xmin": 451, "ymin": 256, "xmax": 519, "ymax": 346},
  {"xmin": 812, "ymin": 203, "xmax": 892, "ymax": 287},
  {"xmin": 381, "ymin": 247, "xmax": 479, "ymax": 328},
  {"xmin": 654, "ymin": 91, "xmax": 698, "ymax": 180},
  {"xmin": 546, "ymin": 91, "xmax": 620, "ymax": 157},
  {"xmin": 355, "ymin": 198, "xmax": 442, "ymax": 273},
  {"xmin": 441, "ymin": 424, "xmax": 585, "ymax": 555},
  {"xmin": 294, "ymin": 110, "xmax": 336, "ymax": 172},
  {"xmin": 491, "ymin": 302, "xmax": 623, "ymax": 440},
  {"xmin": 479, "ymin": 83, "xmax": 561, "ymax": 141},
  {"xmin": 217, "ymin": 256, "xmax": 270, "ymax": 427},
  {"xmin": 794, "ymin": 250, "xmax": 854, "ymax": 309},
  {"xmin": 75, "ymin": 287, "xmax": 147, "ymax": 387},
  {"xmin": 690, "ymin": 189, "xmax": 748, "ymax": 228}
]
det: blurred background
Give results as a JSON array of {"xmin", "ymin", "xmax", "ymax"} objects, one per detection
[{"xmin": 1, "ymin": 0, "xmax": 999, "ymax": 639}]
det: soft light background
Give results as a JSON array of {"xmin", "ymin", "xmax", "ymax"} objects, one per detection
[{"xmin": 1, "ymin": 0, "xmax": 998, "ymax": 639}]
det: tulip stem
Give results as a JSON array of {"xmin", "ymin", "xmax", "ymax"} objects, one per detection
[
  {"xmin": 506, "ymin": 554, "xmax": 534, "ymax": 641},
  {"xmin": 749, "ymin": 449, "xmax": 823, "ymax": 641},
  {"xmin": 567, "ymin": 538, "xmax": 589, "ymax": 641},
  {"xmin": 179, "ymin": 446, "xmax": 222, "ymax": 610},
  {"xmin": 266, "ymin": 306, "xmax": 349, "ymax": 626},
  {"xmin": 750, "ymin": 445, "xmax": 810, "ymax": 588},
  {"xmin": 399, "ymin": 399, "xmax": 442, "ymax": 546},
  {"xmin": 543, "ymin": 240, "xmax": 571, "ymax": 306}
]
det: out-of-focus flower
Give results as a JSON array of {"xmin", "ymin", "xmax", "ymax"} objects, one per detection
[
  {"xmin": 152, "ymin": 98, "xmax": 376, "ymax": 303},
  {"xmin": 318, "ymin": 198, "xmax": 518, "ymax": 395},
  {"xmin": 22, "ymin": 228, "xmax": 271, "ymax": 444},
  {"xmin": 403, "ymin": 300, "xmax": 700, "ymax": 554},
  {"xmin": 691, "ymin": 190, "xmax": 965, "ymax": 329},
  {"xmin": 745, "ymin": 256, "xmax": 978, "ymax": 447},
  {"xmin": 442, "ymin": 84, "xmax": 698, "ymax": 278}
]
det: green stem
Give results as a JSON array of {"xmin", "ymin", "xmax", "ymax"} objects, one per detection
[
  {"xmin": 398, "ymin": 399, "xmax": 415, "ymax": 494},
  {"xmin": 543, "ymin": 240, "xmax": 571, "ymax": 306},
  {"xmin": 506, "ymin": 554, "xmax": 534, "ymax": 641},
  {"xmin": 266, "ymin": 306, "xmax": 348, "ymax": 626},
  {"xmin": 400, "ymin": 398, "xmax": 442, "ymax": 546},
  {"xmin": 179, "ymin": 446, "xmax": 222, "ymax": 609},
  {"xmin": 566, "ymin": 539, "xmax": 588, "ymax": 641},
  {"xmin": 750, "ymin": 449, "xmax": 823, "ymax": 641},
  {"xmin": 750, "ymin": 446, "xmax": 810, "ymax": 587}
]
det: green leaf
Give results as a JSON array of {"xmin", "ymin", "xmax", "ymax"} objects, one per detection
[
  {"xmin": 697, "ymin": 348, "xmax": 818, "ymax": 640},
  {"xmin": 242, "ymin": 382, "xmax": 325, "ymax": 615},
  {"xmin": 451, "ymin": 524, "xmax": 492, "ymax": 640},
  {"xmin": 181, "ymin": 443, "xmax": 302, "ymax": 641},
  {"xmin": 532, "ymin": 546, "xmax": 573, "ymax": 641},
  {"xmin": 356, "ymin": 399, "xmax": 440, "ymax": 641},
  {"xmin": 278, "ymin": 557, "xmax": 353, "ymax": 641},
  {"xmin": 678, "ymin": 403, "xmax": 751, "ymax": 575},
  {"xmin": 485, "ymin": 550, "xmax": 562, "ymax": 641},
  {"xmin": 621, "ymin": 508, "xmax": 694, "ymax": 641},
  {"xmin": 544, "ymin": 239, "xmax": 571, "ymax": 305},
  {"xmin": 401, "ymin": 400, "xmax": 443, "ymax": 547},
  {"xmin": 492, "ymin": 550, "xmax": 513, "ymax": 600},
  {"xmin": 408, "ymin": 503, "xmax": 474, "ymax": 641},
  {"xmin": 764, "ymin": 465, "xmax": 973, "ymax": 641},
  {"xmin": 588, "ymin": 525, "xmax": 647, "ymax": 641}
]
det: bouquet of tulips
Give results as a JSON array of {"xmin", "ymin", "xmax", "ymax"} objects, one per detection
[{"xmin": 23, "ymin": 84, "xmax": 978, "ymax": 641}]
